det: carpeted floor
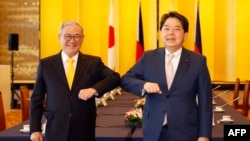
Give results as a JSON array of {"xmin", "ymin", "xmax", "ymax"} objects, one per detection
[{"xmin": 5, "ymin": 109, "xmax": 22, "ymax": 129}]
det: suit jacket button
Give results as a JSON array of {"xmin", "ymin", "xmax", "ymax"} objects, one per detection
[{"xmin": 166, "ymin": 95, "xmax": 170, "ymax": 98}]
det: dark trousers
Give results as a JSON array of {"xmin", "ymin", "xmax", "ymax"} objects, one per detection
[{"xmin": 158, "ymin": 125, "xmax": 170, "ymax": 141}]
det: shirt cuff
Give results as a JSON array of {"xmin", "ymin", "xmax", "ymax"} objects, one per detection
[{"xmin": 141, "ymin": 88, "xmax": 146, "ymax": 97}]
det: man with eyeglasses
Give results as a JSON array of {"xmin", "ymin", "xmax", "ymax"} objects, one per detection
[{"xmin": 29, "ymin": 21, "xmax": 121, "ymax": 141}]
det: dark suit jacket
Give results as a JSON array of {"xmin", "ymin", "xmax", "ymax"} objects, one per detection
[
  {"xmin": 30, "ymin": 52, "xmax": 121, "ymax": 141},
  {"xmin": 121, "ymin": 47, "xmax": 212, "ymax": 141}
]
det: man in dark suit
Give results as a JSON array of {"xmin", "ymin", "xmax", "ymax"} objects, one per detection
[
  {"xmin": 29, "ymin": 21, "xmax": 121, "ymax": 141},
  {"xmin": 121, "ymin": 11, "xmax": 212, "ymax": 141}
]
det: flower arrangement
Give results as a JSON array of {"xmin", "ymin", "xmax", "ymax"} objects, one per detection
[
  {"xmin": 124, "ymin": 108, "xmax": 143, "ymax": 127},
  {"xmin": 124, "ymin": 97, "xmax": 145, "ymax": 127}
]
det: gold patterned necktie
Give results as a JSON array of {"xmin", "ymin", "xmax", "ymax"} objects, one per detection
[
  {"xmin": 67, "ymin": 58, "xmax": 75, "ymax": 89},
  {"xmin": 166, "ymin": 54, "xmax": 175, "ymax": 89}
]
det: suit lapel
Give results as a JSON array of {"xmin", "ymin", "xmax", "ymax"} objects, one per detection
[
  {"xmin": 170, "ymin": 48, "xmax": 191, "ymax": 91},
  {"xmin": 156, "ymin": 48, "xmax": 168, "ymax": 91},
  {"xmin": 49, "ymin": 52, "xmax": 88, "ymax": 91},
  {"xmin": 72, "ymin": 53, "xmax": 87, "ymax": 89},
  {"xmin": 51, "ymin": 53, "xmax": 69, "ymax": 89}
]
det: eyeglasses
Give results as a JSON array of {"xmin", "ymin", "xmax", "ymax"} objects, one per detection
[{"xmin": 63, "ymin": 34, "xmax": 82, "ymax": 41}]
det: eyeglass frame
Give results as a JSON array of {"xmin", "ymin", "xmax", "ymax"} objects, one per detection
[{"xmin": 61, "ymin": 34, "xmax": 83, "ymax": 41}]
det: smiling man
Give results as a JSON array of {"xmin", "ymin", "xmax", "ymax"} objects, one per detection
[
  {"xmin": 120, "ymin": 11, "xmax": 212, "ymax": 141},
  {"xmin": 29, "ymin": 21, "xmax": 121, "ymax": 141}
]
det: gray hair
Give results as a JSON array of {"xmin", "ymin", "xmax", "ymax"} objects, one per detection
[{"xmin": 59, "ymin": 20, "xmax": 84, "ymax": 35}]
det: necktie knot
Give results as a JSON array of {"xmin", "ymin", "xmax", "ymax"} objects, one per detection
[
  {"xmin": 68, "ymin": 58, "xmax": 74, "ymax": 64},
  {"xmin": 167, "ymin": 54, "xmax": 174, "ymax": 62}
]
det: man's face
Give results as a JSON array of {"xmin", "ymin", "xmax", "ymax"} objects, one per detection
[
  {"xmin": 161, "ymin": 17, "xmax": 187, "ymax": 50},
  {"xmin": 59, "ymin": 24, "xmax": 83, "ymax": 57}
]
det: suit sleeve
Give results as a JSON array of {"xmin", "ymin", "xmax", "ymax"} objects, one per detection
[
  {"xmin": 197, "ymin": 57, "xmax": 213, "ymax": 138},
  {"xmin": 91, "ymin": 57, "xmax": 121, "ymax": 97},
  {"xmin": 29, "ymin": 61, "xmax": 46, "ymax": 133},
  {"xmin": 120, "ymin": 55, "xmax": 147, "ymax": 97}
]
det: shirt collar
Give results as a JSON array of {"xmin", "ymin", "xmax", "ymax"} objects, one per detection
[
  {"xmin": 61, "ymin": 51, "xmax": 79, "ymax": 63},
  {"xmin": 165, "ymin": 47, "xmax": 182, "ymax": 57}
]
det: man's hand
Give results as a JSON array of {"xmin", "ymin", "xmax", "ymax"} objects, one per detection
[
  {"xmin": 197, "ymin": 137, "xmax": 209, "ymax": 141},
  {"xmin": 143, "ymin": 82, "xmax": 162, "ymax": 94},
  {"xmin": 30, "ymin": 131, "xmax": 43, "ymax": 141},
  {"xmin": 78, "ymin": 88, "xmax": 97, "ymax": 101}
]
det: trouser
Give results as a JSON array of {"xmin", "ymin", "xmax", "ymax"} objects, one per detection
[{"xmin": 158, "ymin": 124, "xmax": 170, "ymax": 141}]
